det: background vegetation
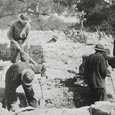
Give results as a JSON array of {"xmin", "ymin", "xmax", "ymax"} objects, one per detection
[{"xmin": 0, "ymin": 0, "xmax": 115, "ymax": 36}]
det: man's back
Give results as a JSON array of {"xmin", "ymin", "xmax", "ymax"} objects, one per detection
[{"xmin": 85, "ymin": 52, "xmax": 107, "ymax": 88}]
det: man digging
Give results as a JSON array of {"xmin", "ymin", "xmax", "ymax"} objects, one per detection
[
  {"xmin": 2, "ymin": 62, "xmax": 46, "ymax": 112},
  {"xmin": 7, "ymin": 13, "xmax": 31, "ymax": 63},
  {"xmin": 84, "ymin": 44, "xmax": 110, "ymax": 105}
]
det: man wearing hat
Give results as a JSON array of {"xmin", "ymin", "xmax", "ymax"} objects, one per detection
[
  {"xmin": 7, "ymin": 13, "xmax": 31, "ymax": 63},
  {"xmin": 2, "ymin": 61, "xmax": 46, "ymax": 111},
  {"xmin": 84, "ymin": 44, "xmax": 109, "ymax": 105}
]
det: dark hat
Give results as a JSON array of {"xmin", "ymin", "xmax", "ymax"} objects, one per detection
[
  {"xmin": 94, "ymin": 44, "xmax": 105, "ymax": 52},
  {"xmin": 21, "ymin": 69, "xmax": 35, "ymax": 86},
  {"xmin": 18, "ymin": 13, "xmax": 31, "ymax": 23}
]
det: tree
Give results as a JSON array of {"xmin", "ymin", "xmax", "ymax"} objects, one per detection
[{"xmin": 77, "ymin": 0, "xmax": 115, "ymax": 36}]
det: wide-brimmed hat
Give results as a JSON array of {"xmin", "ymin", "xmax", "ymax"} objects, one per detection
[
  {"xmin": 21, "ymin": 69, "xmax": 35, "ymax": 86},
  {"xmin": 94, "ymin": 44, "xmax": 105, "ymax": 52},
  {"xmin": 18, "ymin": 13, "xmax": 31, "ymax": 23}
]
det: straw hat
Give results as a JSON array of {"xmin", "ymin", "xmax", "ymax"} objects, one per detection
[
  {"xmin": 21, "ymin": 69, "xmax": 35, "ymax": 86},
  {"xmin": 94, "ymin": 44, "xmax": 105, "ymax": 52}
]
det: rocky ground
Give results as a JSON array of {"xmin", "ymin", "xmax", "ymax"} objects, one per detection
[{"xmin": 0, "ymin": 30, "xmax": 115, "ymax": 114}]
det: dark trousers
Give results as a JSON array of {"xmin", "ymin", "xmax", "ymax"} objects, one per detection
[
  {"xmin": 10, "ymin": 41, "xmax": 29, "ymax": 63},
  {"xmin": 89, "ymin": 87, "xmax": 106, "ymax": 105}
]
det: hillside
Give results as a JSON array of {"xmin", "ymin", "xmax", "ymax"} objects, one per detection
[{"xmin": 0, "ymin": 0, "xmax": 115, "ymax": 114}]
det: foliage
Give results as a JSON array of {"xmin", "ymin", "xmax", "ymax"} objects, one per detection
[
  {"xmin": 0, "ymin": 0, "xmax": 78, "ymax": 18},
  {"xmin": 53, "ymin": 0, "xmax": 78, "ymax": 8},
  {"xmin": 77, "ymin": 0, "xmax": 115, "ymax": 36},
  {"xmin": 0, "ymin": 44, "xmax": 10, "ymax": 61},
  {"xmin": 29, "ymin": 45, "xmax": 45, "ymax": 64},
  {"xmin": 77, "ymin": 0, "xmax": 109, "ymax": 27},
  {"xmin": 30, "ymin": 15, "xmax": 69, "ymax": 30},
  {"xmin": 64, "ymin": 29, "xmax": 87, "ymax": 43}
]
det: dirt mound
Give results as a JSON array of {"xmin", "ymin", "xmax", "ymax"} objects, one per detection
[
  {"xmin": 15, "ymin": 107, "xmax": 90, "ymax": 115},
  {"xmin": 15, "ymin": 77, "xmax": 89, "ymax": 109},
  {"xmin": 89, "ymin": 101, "xmax": 115, "ymax": 115},
  {"xmin": 0, "ymin": 101, "xmax": 115, "ymax": 115}
]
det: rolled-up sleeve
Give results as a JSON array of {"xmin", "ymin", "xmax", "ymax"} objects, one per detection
[{"xmin": 25, "ymin": 23, "xmax": 31, "ymax": 37}]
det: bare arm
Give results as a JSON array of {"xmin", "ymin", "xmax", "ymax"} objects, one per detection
[
  {"xmin": 7, "ymin": 24, "xmax": 22, "ymax": 50},
  {"xmin": 21, "ymin": 22, "xmax": 31, "ymax": 46},
  {"xmin": 7, "ymin": 24, "xmax": 14, "ymax": 40},
  {"xmin": 26, "ymin": 22, "xmax": 31, "ymax": 36}
]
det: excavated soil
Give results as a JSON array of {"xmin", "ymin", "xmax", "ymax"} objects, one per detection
[{"xmin": 0, "ymin": 30, "xmax": 115, "ymax": 115}]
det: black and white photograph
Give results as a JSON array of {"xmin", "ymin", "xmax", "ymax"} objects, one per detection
[{"xmin": 0, "ymin": 0, "xmax": 115, "ymax": 115}]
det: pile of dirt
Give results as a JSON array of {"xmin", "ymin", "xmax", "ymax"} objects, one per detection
[
  {"xmin": 16, "ymin": 77, "xmax": 89, "ymax": 109},
  {"xmin": 0, "ymin": 101, "xmax": 115, "ymax": 115},
  {"xmin": 15, "ymin": 106, "xmax": 90, "ymax": 115},
  {"xmin": 89, "ymin": 101, "xmax": 115, "ymax": 115},
  {"xmin": 41, "ymin": 78, "xmax": 89, "ymax": 108}
]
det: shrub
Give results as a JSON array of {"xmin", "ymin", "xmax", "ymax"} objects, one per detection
[
  {"xmin": 0, "ymin": 43, "xmax": 10, "ymax": 61},
  {"xmin": 29, "ymin": 45, "xmax": 45, "ymax": 64},
  {"xmin": 77, "ymin": 0, "xmax": 115, "ymax": 36}
]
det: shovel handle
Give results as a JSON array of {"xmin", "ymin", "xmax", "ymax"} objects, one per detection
[{"xmin": 11, "ymin": 39, "xmax": 38, "ymax": 65}]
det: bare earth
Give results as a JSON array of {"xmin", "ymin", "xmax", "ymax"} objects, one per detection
[{"xmin": 0, "ymin": 30, "xmax": 115, "ymax": 114}]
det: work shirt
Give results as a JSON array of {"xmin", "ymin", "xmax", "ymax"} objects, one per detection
[
  {"xmin": 85, "ymin": 52, "xmax": 108, "ymax": 88},
  {"xmin": 7, "ymin": 20, "xmax": 31, "ymax": 43}
]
